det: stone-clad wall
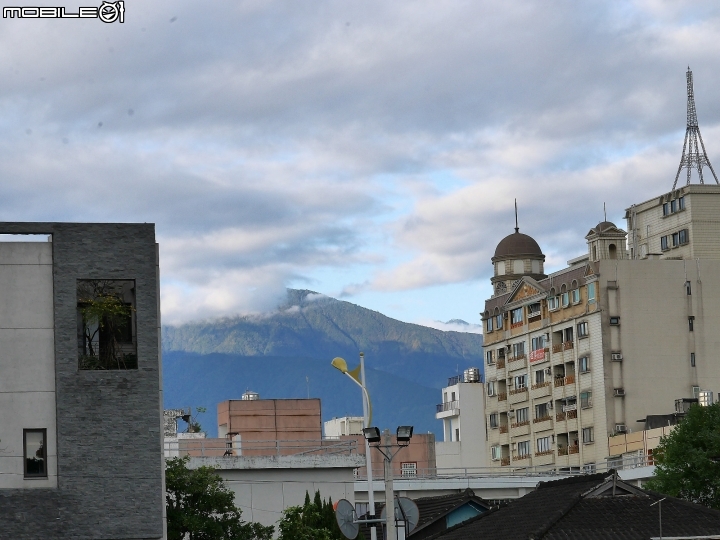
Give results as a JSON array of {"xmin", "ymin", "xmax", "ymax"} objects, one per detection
[{"xmin": 0, "ymin": 223, "xmax": 163, "ymax": 539}]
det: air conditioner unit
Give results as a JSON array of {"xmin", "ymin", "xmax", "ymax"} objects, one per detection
[
  {"xmin": 508, "ymin": 409, "xmax": 515, "ymax": 417},
  {"xmin": 547, "ymin": 401, "xmax": 553, "ymax": 409},
  {"xmin": 611, "ymin": 353, "xmax": 623, "ymax": 361},
  {"xmin": 615, "ymin": 424, "xmax": 627, "ymax": 433},
  {"xmin": 614, "ymin": 388, "xmax": 626, "ymax": 397},
  {"xmin": 545, "ymin": 367, "xmax": 552, "ymax": 375}
]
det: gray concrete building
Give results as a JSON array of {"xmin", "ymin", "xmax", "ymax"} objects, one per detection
[{"xmin": 0, "ymin": 223, "xmax": 164, "ymax": 539}]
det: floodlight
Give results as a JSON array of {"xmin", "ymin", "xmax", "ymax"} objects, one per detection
[
  {"xmin": 363, "ymin": 427, "xmax": 381, "ymax": 443},
  {"xmin": 331, "ymin": 357, "xmax": 349, "ymax": 374},
  {"xmin": 396, "ymin": 426, "xmax": 414, "ymax": 443}
]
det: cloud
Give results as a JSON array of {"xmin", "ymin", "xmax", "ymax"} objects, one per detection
[{"xmin": 416, "ymin": 319, "xmax": 484, "ymax": 334}]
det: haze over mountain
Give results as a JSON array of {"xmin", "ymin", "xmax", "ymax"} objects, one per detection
[{"xmin": 162, "ymin": 289, "xmax": 484, "ymax": 437}]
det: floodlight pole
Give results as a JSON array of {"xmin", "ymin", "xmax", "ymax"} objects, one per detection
[
  {"xmin": 382, "ymin": 430, "xmax": 396, "ymax": 540},
  {"xmin": 359, "ymin": 353, "xmax": 377, "ymax": 540}
]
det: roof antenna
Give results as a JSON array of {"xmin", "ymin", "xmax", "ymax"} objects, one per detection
[
  {"xmin": 604, "ymin": 202, "xmax": 607, "ymax": 223},
  {"xmin": 514, "ymin": 199, "xmax": 519, "ymax": 233}
]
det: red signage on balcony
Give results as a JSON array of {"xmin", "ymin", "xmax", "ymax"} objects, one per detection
[{"xmin": 529, "ymin": 349, "xmax": 545, "ymax": 363}]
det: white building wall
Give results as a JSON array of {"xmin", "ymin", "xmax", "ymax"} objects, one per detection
[
  {"xmin": 435, "ymin": 381, "xmax": 488, "ymax": 469},
  {"xmin": 324, "ymin": 416, "xmax": 364, "ymax": 438},
  {"xmin": 0, "ymin": 242, "xmax": 57, "ymax": 488}
]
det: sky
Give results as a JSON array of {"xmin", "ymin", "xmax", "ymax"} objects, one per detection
[{"xmin": 2, "ymin": 1, "xmax": 720, "ymax": 330}]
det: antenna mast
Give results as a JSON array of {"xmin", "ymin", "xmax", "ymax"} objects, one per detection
[
  {"xmin": 514, "ymin": 199, "xmax": 519, "ymax": 233},
  {"xmin": 673, "ymin": 68, "xmax": 719, "ymax": 189}
]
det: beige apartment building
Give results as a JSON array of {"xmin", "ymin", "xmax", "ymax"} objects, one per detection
[{"xmin": 481, "ymin": 187, "xmax": 720, "ymax": 471}]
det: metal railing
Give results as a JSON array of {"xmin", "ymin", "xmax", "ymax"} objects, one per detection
[
  {"xmin": 164, "ymin": 438, "xmax": 358, "ymax": 458},
  {"xmin": 436, "ymin": 400, "xmax": 460, "ymax": 413}
]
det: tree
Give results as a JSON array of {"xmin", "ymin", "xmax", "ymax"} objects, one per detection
[
  {"xmin": 165, "ymin": 456, "xmax": 274, "ymax": 540},
  {"xmin": 645, "ymin": 402, "xmax": 720, "ymax": 509},
  {"xmin": 277, "ymin": 490, "xmax": 362, "ymax": 540}
]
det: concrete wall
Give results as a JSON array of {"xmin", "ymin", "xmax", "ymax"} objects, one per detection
[
  {"xmin": 341, "ymin": 433, "xmax": 436, "ymax": 478},
  {"xmin": 0, "ymin": 223, "xmax": 164, "ymax": 540},
  {"xmin": 436, "ymin": 382, "xmax": 488, "ymax": 469},
  {"xmin": 0, "ymin": 242, "xmax": 57, "ymax": 489},
  {"xmin": 218, "ymin": 398, "xmax": 322, "ymax": 442}
]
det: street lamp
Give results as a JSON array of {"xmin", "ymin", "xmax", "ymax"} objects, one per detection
[
  {"xmin": 332, "ymin": 354, "xmax": 377, "ymax": 540},
  {"xmin": 363, "ymin": 425, "xmax": 414, "ymax": 540}
]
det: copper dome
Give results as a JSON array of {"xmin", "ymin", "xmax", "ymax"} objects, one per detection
[
  {"xmin": 593, "ymin": 221, "xmax": 616, "ymax": 232},
  {"xmin": 493, "ymin": 231, "xmax": 543, "ymax": 259}
]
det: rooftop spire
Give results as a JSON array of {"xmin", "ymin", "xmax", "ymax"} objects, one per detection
[
  {"xmin": 672, "ymin": 68, "xmax": 719, "ymax": 189},
  {"xmin": 514, "ymin": 199, "xmax": 519, "ymax": 233}
]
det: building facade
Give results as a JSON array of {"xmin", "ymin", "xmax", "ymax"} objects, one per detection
[
  {"xmin": 0, "ymin": 223, "xmax": 164, "ymax": 539},
  {"xmin": 482, "ymin": 201, "xmax": 720, "ymax": 471}
]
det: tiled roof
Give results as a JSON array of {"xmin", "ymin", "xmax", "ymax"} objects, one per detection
[{"xmin": 428, "ymin": 473, "xmax": 720, "ymax": 540}]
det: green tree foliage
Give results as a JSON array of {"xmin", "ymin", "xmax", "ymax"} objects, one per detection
[
  {"xmin": 646, "ymin": 403, "xmax": 720, "ymax": 509},
  {"xmin": 165, "ymin": 456, "xmax": 274, "ymax": 540},
  {"xmin": 277, "ymin": 490, "xmax": 363, "ymax": 540}
]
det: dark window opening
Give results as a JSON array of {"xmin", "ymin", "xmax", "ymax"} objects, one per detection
[
  {"xmin": 609, "ymin": 244, "xmax": 617, "ymax": 259},
  {"xmin": 686, "ymin": 281, "xmax": 692, "ymax": 295},
  {"xmin": 77, "ymin": 280, "xmax": 137, "ymax": 370},
  {"xmin": 691, "ymin": 353, "xmax": 696, "ymax": 367},
  {"xmin": 24, "ymin": 429, "xmax": 47, "ymax": 478},
  {"xmin": 689, "ymin": 316, "xmax": 695, "ymax": 332}
]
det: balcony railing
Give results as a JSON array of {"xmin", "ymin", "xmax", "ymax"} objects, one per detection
[
  {"xmin": 510, "ymin": 421, "xmax": 530, "ymax": 429},
  {"xmin": 496, "ymin": 358, "xmax": 506, "ymax": 369},
  {"xmin": 500, "ymin": 457, "xmax": 510, "ymax": 466},
  {"xmin": 509, "ymin": 354, "xmax": 526, "ymax": 362},
  {"xmin": 533, "ymin": 416, "xmax": 552, "ymax": 424},
  {"xmin": 498, "ymin": 392, "xmax": 508, "ymax": 401},
  {"xmin": 554, "ymin": 377, "xmax": 566, "ymax": 387},
  {"xmin": 499, "ymin": 425, "xmax": 508, "ymax": 434},
  {"xmin": 556, "ymin": 412, "xmax": 566, "ymax": 422},
  {"xmin": 436, "ymin": 400, "xmax": 460, "ymax": 413},
  {"xmin": 552, "ymin": 344, "xmax": 563, "ymax": 353},
  {"xmin": 563, "ymin": 341, "xmax": 574, "ymax": 350},
  {"xmin": 558, "ymin": 446, "xmax": 568, "ymax": 456},
  {"xmin": 510, "ymin": 387, "xmax": 528, "ymax": 395},
  {"xmin": 448, "ymin": 375, "xmax": 462, "ymax": 386},
  {"xmin": 566, "ymin": 409, "xmax": 578, "ymax": 420},
  {"xmin": 512, "ymin": 453, "xmax": 530, "ymax": 461},
  {"xmin": 568, "ymin": 445, "xmax": 579, "ymax": 455},
  {"xmin": 511, "ymin": 321, "xmax": 524, "ymax": 329},
  {"xmin": 531, "ymin": 381, "xmax": 551, "ymax": 390},
  {"xmin": 535, "ymin": 450, "xmax": 554, "ymax": 457},
  {"xmin": 565, "ymin": 375, "xmax": 575, "ymax": 385}
]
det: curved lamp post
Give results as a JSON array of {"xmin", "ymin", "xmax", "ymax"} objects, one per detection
[{"xmin": 332, "ymin": 354, "xmax": 377, "ymax": 540}]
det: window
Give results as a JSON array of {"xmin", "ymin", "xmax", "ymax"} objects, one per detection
[
  {"xmin": 513, "ymin": 342, "xmax": 525, "ymax": 357},
  {"xmin": 489, "ymin": 413, "xmax": 499, "ymax": 428},
  {"xmin": 609, "ymin": 316, "xmax": 620, "ymax": 325},
  {"xmin": 527, "ymin": 302, "xmax": 541, "ymax": 318},
  {"xmin": 495, "ymin": 282, "xmax": 507, "ymax": 295},
  {"xmin": 564, "ymin": 327, "xmax": 574, "ymax": 343},
  {"xmin": 511, "ymin": 307, "xmax": 524, "ymax": 325},
  {"xmin": 693, "ymin": 386, "xmax": 700, "ymax": 399},
  {"xmin": 486, "ymin": 350, "xmax": 494, "ymax": 365},
  {"xmin": 671, "ymin": 199, "xmax": 677, "ymax": 213},
  {"xmin": 686, "ymin": 281, "xmax": 692, "ymax": 295},
  {"xmin": 531, "ymin": 336, "xmax": 545, "ymax": 351},
  {"xmin": 535, "ymin": 369, "xmax": 545, "ymax": 384},
  {"xmin": 662, "ymin": 202, "xmax": 669, "ymax": 216},
  {"xmin": 582, "ymin": 463, "xmax": 597, "ymax": 473},
  {"xmin": 497, "ymin": 347, "xmax": 505, "ymax": 359},
  {"xmin": 571, "ymin": 289, "xmax": 580, "ymax": 304},
  {"xmin": 485, "ymin": 317, "xmax": 493, "ymax": 332},
  {"xmin": 24, "ymin": 428, "xmax": 47, "ymax": 478},
  {"xmin": 679, "ymin": 228, "xmax": 689, "ymax": 244},
  {"xmin": 661, "ymin": 236, "xmax": 669, "ymax": 250},
  {"xmin": 455, "ymin": 428, "xmax": 460, "ymax": 441},
  {"xmin": 580, "ymin": 391, "xmax": 592, "ymax": 409},
  {"xmin": 451, "ymin": 391, "xmax": 456, "ymax": 401},
  {"xmin": 496, "ymin": 314, "xmax": 503, "ymax": 329},
  {"xmin": 678, "ymin": 196, "xmax": 685, "ymax": 210},
  {"xmin": 535, "ymin": 403, "xmax": 549, "ymax": 420},
  {"xmin": 582, "ymin": 427, "xmax": 594, "ymax": 444},
  {"xmin": 536, "ymin": 436, "xmax": 551, "ymax": 453},
  {"xmin": 548, "ymin": 296, "xmax": 559, "ymax": 310},
  {"xmin": 77, "ymin": 279, "xmax": 137, "ymax": 370},
  {"xmin": 514, "ymin": 374, "xmax": 527, "ymax": 389},
  {"xmin": 689, "ymin": 316, "xmax": 695, "ymax": 332},
  {"xmin": 516, "ymin": 407, "xmax": 529, "ymax": 423},
  {"xmin": 587, "ymin": 282, "xmax": 596, "ymax": 302},
  {"xmin": 561, "ymin": 292, "xmax": 570, "ymax": 308},
  {"xmin": 672, "ymin": 232, "xmax": 679, "ymax": 247},
  {"xmin": 487, "ymin": 381, "xmax": 496, "ymax": 396},
  {"xmin": 517, "ymin": 440, "xmax": 530, "ymax": 457},
  {"xmin": 401, "ymin": 462, "xmax": 417, "ymax": 478},
  {"xmin": 691, "ymin": 352, "xmax": 696, "ymax": 367},
  {"xmin": 491, "ymin": 445, "xmax": 501, "ymax": 461},
  {"xmin": 577, "ymin": 322, "xmax": 589, "ymax": 338},
  {"xmin": 579, "ymin": 356, "xmax": 590, "ymax": 373}
]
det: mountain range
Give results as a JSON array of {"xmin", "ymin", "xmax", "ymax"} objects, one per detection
[{"xmin": 162, "ymin": 289, "xmax": 484, "ymax": 437}]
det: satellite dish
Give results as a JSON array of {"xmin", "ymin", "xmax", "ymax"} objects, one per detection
[
  {"xmin": 334, "ymin": 498, "xmax": 359, "ymax": 539},
  {"xmin": 380, "ymin": 497, "xmax": 420, "ymax": 533}
]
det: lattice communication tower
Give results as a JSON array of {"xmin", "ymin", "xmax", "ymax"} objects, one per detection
[{"xmin": 672, "ymin": 68, "xmax": 719, "ymax": 189}]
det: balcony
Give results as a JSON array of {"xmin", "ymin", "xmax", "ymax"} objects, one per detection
[
  {"xmin": 509, "ymin": 387, "xmax": 527, "ymax": 396},
  {"xmin": 535, "ymin": 450, "xmax": 554, "ymax": 457},
  {"xmin": 568, "ymin": 445, "xmax": 579, "ymax": 455},
  {"xmin": 499, "ymin": 425, "xmax": 508, "ymax": 434},
  {"xmin": 563, "ymin": 341, "xmax": 574, "ymax": 351},
  {"xmin": 531, "ymin": 381, "xmax": 551, "ymax": 390},
  {"xmin": 436, "ymin": 400, "xmax": 460, "ymax": 419},
  {"xmin": 510, "ymin": 421, "xmax": 529, "ymax": 429},
  {"xmin": 529, "ymin": 348, "xmax": 547, "ymax": 363},
  {"xmin": 554, "ymin": 377, "xmax": 565, "ymax": 387},
  {"xmin": 496, "ymin": 358, "xmax": 506, "ymax": 369},
  {"xmin": 512, "ymin": 453, "xmax": 530, "ymax": 461},
  {"xmin": 498, "ymin": 392, "xmax": 508, "ymax": 401},
  {"xmin": 565, "ymin": 375, "xmax": 575, "ymax": 385},
  {"xmin": 500, "ymin": 457, "xmax": 510, "ymax": 466},
  {"xmin": 510, "ymin": 321, "xmax": 524, "ymax": 329},
  {"xmin": 447, "ymin": 375, "xmax": 463, "ymax": 386},
  {"xmin": 556, "ymin": 412, "xmax": 566, "ymax": 422},
  {"xmin": 533, "ymin": 416, "xmax": 552, "ymax": 424},
  {"xmin": 566, "ymin": 409, "xmax": 578, "ymax": 420},
  {"xmin": 552, "ymin": 344, "xmax": 563, "ymax": 353},
  {"xmin": 558, "ymin": 446, "xmax": 568, "ymax": 456}
]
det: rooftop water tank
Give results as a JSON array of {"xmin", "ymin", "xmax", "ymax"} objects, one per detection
[
  {"xmin": 242, "ymin": 391, "xmax": 259, "ymax": 400},
  {"xmin": 463, "ymin": 368, "xmax": 480, "ymax": 383}
]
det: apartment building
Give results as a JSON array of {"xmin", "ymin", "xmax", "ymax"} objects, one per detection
[
  {"xmin": 434, "ymin": 369, "xmax": 488, "ymax": 469},
  {"xmin": 0, "ymin": 223, "xmax": 164, "ymax": 539},
  {"xmin": 481, "ymin": 204, "xmax": 720, "ymax": 471}
]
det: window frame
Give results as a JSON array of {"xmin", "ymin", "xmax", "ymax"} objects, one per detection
[
  {"xmin": 561, "ymin": 292, "xmax": 570, "ymax": 308},
  {"xmin": 510, "ymin": 307, "xmax": 524, "ymax": 325},
  {"xmin": 691, "ymin": 352, "xmax": 696, "ymax": 367},
  {"xmin": 491, "ymin": 445, "xmax": 501, "ymax": 461},
  {"xmin": 577, "ymin": 321, "xmax": 589, "ymax": 338},
  {"xmin": 579, "ymin": 356, "xmax": 590, "ymax": 373},
  {"xmin": 679, "ymin": 228, "xmax": 689, "ymax": 245},
  {"xmin": 582, "ymin": 427, "xmax": 594, "ymax": 444},
  {"xmin": 535, "ymin": 369, "xmax": 545, "ymax": 384},
  {"xmin": 486, "ymin": 350, "xmax": 494, "ymax": 365},
  {"xmin": 487, "ymin": 381, "xmax": 496, "ymax": 396},
  {"xmin": 662, "ymin": 202, "xmax": 669, "ymax": 216},
  {"xmin": 527, "ymin": 302, "xmax": 541, "ymax": 318},
  {"xmin": 535, "ymin": 402, "xmax": 549, "ymax": 420},
  {"xmin": 512, "ymin": 341, "xmax": 525, "ymax": 357},
  {"xmin": 661, "ymin": 236, "xmax": 669, "ymax": 251},
  {"xmin": 495, "ymin": 313, "xmax": 503, "ymax": 329},
  {"xmin": 672, "ymin": 232, "xmax": 679, "ymax": 247},
  {"xmin": 517, "ymin": 440, "xmax": 531, "ymax": 457},
  {"xmin": 489, "ymin": 413, "xmax": 499, "ymax": 428},
  {"xmin": 516, "ymin": 407, "xmax": 529, "ymax": 423},
  {"xmin": 401, "ymin": 462, "xmax": 417, "ymax": 478},
  {"xmin": 678, "ymin": 196, "xmax": 685, "ymax": 210},
  {"xmin": 485, "ymin": 317, "xmax": 493, "ymax": 332},
  {"xmin": 536, "ymin": 436, "xmax": 551, "ymax": 453},
  {"xmin": 689, "ymin": 316, "xmax": 695, "ymax": 332},
  {"xmin": 587, "ymin": 282, "xmax": 596, "ymax": 303},
  {"xmin": 23, "ymin": 428, "xmax": 48, "ymax": 479},
  {"xmin": 580, "ymin": 391, "xmax": 593, "ymax": 409},
  {"xmin": 548, "ymin": 296, "xmax": 559, "ymax": 311},
  {"xmin": 571, "ymin": 289, "xmax": 580, "ymax": 304},
  {"xmin": 514, "ymin": 373, "xmax": 527, "ymax": 389}
]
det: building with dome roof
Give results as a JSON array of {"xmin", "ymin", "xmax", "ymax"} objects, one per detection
[{"xmin": 479, "ymin": 196, "xmax": 720, "ymax": 473}]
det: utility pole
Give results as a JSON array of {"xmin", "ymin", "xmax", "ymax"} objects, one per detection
[
  {"xmin": 360, "ymin": 353, "xmax": 377, "ymax": 540},
  {"xmin": 383, "ymin": 429, "xmax": 396, "ymax": 540}
]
